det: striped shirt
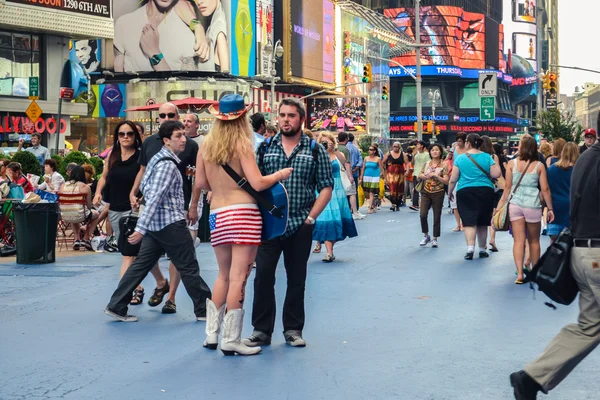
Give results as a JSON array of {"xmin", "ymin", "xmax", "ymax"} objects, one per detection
[{"xmin": 135, "ymin": 147, "xmax": 185, "ymax": 235}]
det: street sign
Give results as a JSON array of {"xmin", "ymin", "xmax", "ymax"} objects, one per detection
[
  {"xmin": 480, "ymin": 96, "xmax": 496, "ymax": 121},
  {"xmin": 478, "ymin": 72, "xmax": 497, "ymax": 96},
  {"xmin": 59, "ymin": 87, "xmax": 74, "ymax": 100},
  {"xmin": 26, "ymin": 100, "xmax": 43, "ymax": 122},
  {"xmin": 28, "ymin": 77, "xmax": 39, "ymax": 100}
]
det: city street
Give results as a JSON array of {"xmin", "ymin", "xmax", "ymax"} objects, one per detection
[{"xmin": 1, "ymin": 207, "xmax": 597, "ymax": 400}]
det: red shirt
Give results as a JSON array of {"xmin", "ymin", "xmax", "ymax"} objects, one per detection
[{"xmin": 14, "ymin": 175, "xmax": 34, "ymax": 194}]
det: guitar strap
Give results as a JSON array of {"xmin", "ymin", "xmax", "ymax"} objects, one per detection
[{"xmin": 220, "ymin": 164, "xmax": 284, "ymax": 219}]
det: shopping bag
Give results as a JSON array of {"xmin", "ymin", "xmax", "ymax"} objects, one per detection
[
  {"xmin": 379, "ymin": 179, "xmax": 385, "ymax": 199},
  {"xmin": 358, "ymin": 185, "xmax": 365, "ymax": 207}
]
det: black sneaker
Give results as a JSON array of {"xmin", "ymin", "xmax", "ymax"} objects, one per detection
[
  {"xmin": 242, "ymin": 331, "xmax": 272, "ymax": 347},
  {"xmin": 284, "ymin": 331, "xmax": 307, "ymax": 347},
  {"xmin": 479, "ymin": 251, "xmax": 489, "ymax": 258},
  {"xmin": 104, "ymin": 307, "xmax": 138, "ymax": 322},
  {"xmin": 510, "ymin": 370, "xmax": 541, "ymax": 400},
  {"xmin": 73, "ymin": 240, "xmax": 81, "ymax": 250},
  {"xmin": 161, "ymin": 300, "xmax": 177, "ymax": 314},
  {"xmin": 82, "ymin": 240, "xmax": 93, "ymax": 251},
  {"xmin": 464, "ymin": 251, "xmax": 474, "ymax": 260}
]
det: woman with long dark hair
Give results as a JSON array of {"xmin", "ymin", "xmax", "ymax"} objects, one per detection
[
  {"xmin": 94, "ymin": 121, "xmax": 167, "ymax": 305},
  {"xmin": 382, "ymin": 141, "xmax": 408, "ymax": 211},
  {"xmin": 6, "ymin": 162, "xmax": 33, "ymax": 194},
  {"xmin": 448, "ymin": 134, "xmax": 501, "ymax": 260},
  {"xmin": 418, "ymin": 144, "xmax": 449, "ymax": 248}
]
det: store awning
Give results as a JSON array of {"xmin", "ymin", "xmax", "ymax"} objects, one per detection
[{"xmin": 336, "ymin": 1, "xmax": 414, "ymax": 58}]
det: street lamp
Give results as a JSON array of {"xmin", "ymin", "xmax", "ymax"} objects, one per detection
[
  {"xmin": 262, "ymin": 39, "xmax": 284, "ymax": 122},
  {"xmin": 428, "ymin": 89, "xmax": 440, "ymax": 143}
]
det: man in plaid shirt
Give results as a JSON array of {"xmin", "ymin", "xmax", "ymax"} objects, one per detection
[
  {"xmin": 105, "ymin": 121, "xmax": 211, "ymax": 322},
  {"xmin": 244, "ymin": 98, "xmax": 333, "ymax": 348}
]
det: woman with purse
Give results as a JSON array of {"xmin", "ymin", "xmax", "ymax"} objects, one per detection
[
  {"xmin": 496, "ymin": 134, "xmax": 554, "ymax": 284},
  {"xmin": 94, "ymin": 121, "xmax": 167, "ymax": 305},
  {"xmin": 448, "ymin": 134, "xmax": 501, "ymax": 260},
  {"xmin": 312, "ymin": 132, "xmax": 358, "ymax": 262},
  {"xmin": 382, "ymin": 141, "xmax": 408, "ymax": 212},
  {"xmin": 195, "ymin": 95, "xmax": 292, "ymax": 355}
]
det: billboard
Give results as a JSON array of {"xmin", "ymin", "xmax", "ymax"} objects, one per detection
[
  {"xmin": 284, "ymin": 0, "xmax": 335, "ymax": 85},
  {"xmin": 113, "ymin": 0, "xmax": 255, "ymax": 76},
  {"xmin": 307, "ymin": 97, "xmax": 368, "ymax": 133},
  {"xmin": 503, "ymin": 0, "xmax": 537, "ymax": 73},
  {"xmin": 69, "ymin": 40, "xmax": 101, "ymax": 75},
  {"xmin": 6, "ymin": 0, "xmax": 111, "ymax": 18},
  {"xmin": 256, "ymin": 0, "xmax": 274, "ymax": 76},
  {"xmin": 512, "ymin": 0, "xmax": 536, "ymax": 24},
  {"xmin": 384, "ymin": 6, "xmax": 486, "ymax": 70},
  {"xmin": 513, "ymin": 32, "xmax": 536, "ymax": 64}
]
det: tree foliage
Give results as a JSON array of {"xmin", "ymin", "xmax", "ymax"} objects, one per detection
[
  {"xmin": 60, "ymin": 151, "xmax": 91, "ymax": 178},
  {"xmin": 537, "ymin": 109, "xmax": 583, "ymax": 143},
  {"xmin": 11, "ymin": 151, "xmax": 42, "ymax": 178}
]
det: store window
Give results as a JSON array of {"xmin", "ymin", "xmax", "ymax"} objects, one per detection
[
  {"xmin": 0, "ymin": 31, "xmax": 42, "ymax": 98},
  {"xmin": 69, "ymin": 117, "xmax": 124, "ymax": 156},
  {"xmin": 459, "ymin": 83, "xmax": 480, "ymax": 109}
]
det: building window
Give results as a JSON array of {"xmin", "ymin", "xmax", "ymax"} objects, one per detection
[
  {"xmin": 459, "ymin": 82, "xmax": 480, "ymax": 109},
  {"xmin": 400, "ymin": 83, "xmax": 442, "ymax": 108},
  {"xmin": 0, "ymin": 31, "xmax": 42, "ymax": 98}
]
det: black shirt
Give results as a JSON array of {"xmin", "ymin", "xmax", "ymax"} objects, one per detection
[
  {"xmin": 139, "ymin": 134, "xmax": 198, "ymax": 209},
  {"xmin": 570, "ymin": 142, "xmax": 600, "ymax": 239},
  {"xmin": 107, "ymin": 149, "xmax": 140, "ymax": 212},
  {"xmin": 580, "ymin": 144, "xmax": 592, "ymax": 154}
]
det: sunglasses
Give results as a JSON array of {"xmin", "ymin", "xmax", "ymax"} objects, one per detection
[
  {"xmin": 118, "ymin": 131, "xmax": 135, "ymax": 137},
  {"xmin": 369, "ymin": 148, "xmax": 375, "ymax": 151},
  {"xmin": 159, "ymin": 113, "xmax": 177, "ymax": 119}
]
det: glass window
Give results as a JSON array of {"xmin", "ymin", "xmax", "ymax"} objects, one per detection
[
  {"xmin": 460, "ymin": 83, "xmax": 480, "ymax": 109},
  {"xmin": 400, "ymin": 84, "xmax": 442, "ymax": 108},
  {"xmin": 0, "ymin": 31, "xmax": 42, "ymax": 98}
]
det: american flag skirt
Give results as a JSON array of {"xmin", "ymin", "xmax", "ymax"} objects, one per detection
[{"xmin": 208, "ymin": 204, "xmax": 263, "ymax": 247}]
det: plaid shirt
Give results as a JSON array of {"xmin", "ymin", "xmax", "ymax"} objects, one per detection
[
  {"xmin": 135, "ymin": 147, "xmax": 185, "ymax": 235},
  {"xmin": 259, "ymin": 133, "xmax": 333, "ymax": 237}
]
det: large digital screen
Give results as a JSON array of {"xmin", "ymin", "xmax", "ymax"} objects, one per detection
[
  {"xmin": 512, "ymin": 0, "xmax": 536, "ymax": 24},
  {"xmin": 513, "ymin": 33, "xmax": 536, "ymax": 64},
  {"xmin": 384, "ymin": 6, "xmax": 486, "ymax": 70},
  {"xmin": 307, "ymin": 97, "xmax": 367, "ymax": 133},
  {"xmin": 287, "ymin": 0, "xmax": 335, "ymax": 84},
  {"xmin": 112, "ymin": 0, "xmax": 255, "ymax": 76}
]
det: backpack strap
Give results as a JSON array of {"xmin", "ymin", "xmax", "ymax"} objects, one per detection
[
  {"xmin": 157, "ymin": 157, "xmax": 179, "ymax": 167},
  {"xmin": 310, "ymin": 139, "xmax": 319, "ymax": 163},
  {"xmin": 258, "ymin": 137, "xmax": 273, "ymax": 166}
]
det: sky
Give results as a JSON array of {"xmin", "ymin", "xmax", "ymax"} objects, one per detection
[{"xmin": 558, "ymin": 0, "xmax": 600, "ymax": 94}]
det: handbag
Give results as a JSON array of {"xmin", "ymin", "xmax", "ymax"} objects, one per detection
[
  {"xmin": 221, "ymin": 164, "xmax": 289, "ymax": 241},
  {"xmin": 336, "ymin": 154, "xmax": 355, "ymax": 195},
  {"xmin": 118, "ymin": 214, "xmax": 141, "ymax": 256},
  {"xmin": 526, "ymin": 165, "xmax": 594, "ymax": 306},
  {"xmin": 492, "ymin": 160, "xmax": 532, "ymax": 231}
]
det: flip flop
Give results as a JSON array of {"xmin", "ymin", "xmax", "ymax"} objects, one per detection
[
  {"xmin": 515, "ymin": 279, "xmax": 524, "ymax": 285},
  {"xmin": 489, "ymin": 243, "xmax": 499, "ymax": 252}
]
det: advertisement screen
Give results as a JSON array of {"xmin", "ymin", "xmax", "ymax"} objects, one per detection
[
  {"xmin": 256, "ymin": 0, "xmax": 274, "ymax": 76},
  {"xmin": 513, "ymin": 33, "xmax": 536, "ymax": 68},
  {"xmin": 113, "ymin": 0, "xmax": 256, "ymax": 76},
  {"xmin": 70, "ymin": 39, "xmax": 101, "ymax": 75},
  {"xmin": 512, "ymin": 0, "xmax": 536, "ymax": 24},
  {"xmin": 289, "ymin": 0, "xmax": 335, "ymax": 84},
  {"xmin": 384, "ymin": 6, "xmax": 486, "ymax": 70},
  {"xmin": 307, "ymin": 97, "xmax": 367, "ymax": 133}
]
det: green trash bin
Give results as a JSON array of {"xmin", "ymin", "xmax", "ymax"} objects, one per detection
[{"xmin": 14, "ymin": 202, "xmax": 59, "ymax": 264}]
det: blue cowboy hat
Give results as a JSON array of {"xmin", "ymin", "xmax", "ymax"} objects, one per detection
[{"xmin": 208, "ymin": 94, "xmax": 253, "ymax": 120}]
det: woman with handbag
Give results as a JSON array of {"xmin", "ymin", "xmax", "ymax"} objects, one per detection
[
  {"xmin": 195, "ymin": 95, "xmax": 292, "ymax": 355},
  {"xmin": 448, "ymin": 134, "xmax": 501, "ymax": 260},
  {"xmin": 94, "ymin": 121, "xmax": 167, "ymax": 305},
  {"xmin": 382, "ymin": 141, "xmax": 408, "ymax": 212},
  {"xmin": 496, "ymin": 134, "xmax": 554, "ymax": 284},
  {"xmin": 312, "ymin": 132, "xmax": 358, "ymax": 262}
]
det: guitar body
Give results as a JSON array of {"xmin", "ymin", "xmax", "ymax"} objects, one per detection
[{"xmin": 259, "ymin": 182, "xmax": 289, "ymax": 241}]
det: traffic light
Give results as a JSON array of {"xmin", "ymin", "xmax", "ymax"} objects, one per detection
[
  {"xmin": 427, "ymin": 121, "xmax": 433, "ymax": 133},
  {"xmin": 542, "ymin": 72, "xmax": 551, "ymax": 90},
  {"xmin": 548, "ymin": 72, "xmax": 557, "ymax": 96},
  {"xmin": 435, "ymin": 126, "xmax": 441, "ymax": 136},
  {"xmin": 382, "ymin": 85, "xmax": 389, "ymax": 100},
  {"xmin": 362, "ymin": 63, "xmax": 372, "ymax": 83},
  {"xmin": 413, "ymin": 122, "xmax": 418, "ymax": 132}
]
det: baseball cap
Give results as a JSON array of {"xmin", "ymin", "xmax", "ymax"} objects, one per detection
[{"xmin": 584, "ymin": 128, "xmax": 597, "ymax": 137}]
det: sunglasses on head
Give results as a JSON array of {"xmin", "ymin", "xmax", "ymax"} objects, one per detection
[
  {"xmin": 159, "ymin": 113, "xmax": 177, "ymax": 119},
  {"xmin": 118, "ymin": 131, "xmax": 135, "ymax": 137}
]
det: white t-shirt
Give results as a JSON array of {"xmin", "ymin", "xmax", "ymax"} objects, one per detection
[{"xmin": 114, "ymin": 6, "xmax": 196, "ymax": 72}]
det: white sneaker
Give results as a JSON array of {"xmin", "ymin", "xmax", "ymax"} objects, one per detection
[
  {"xmin": 419, "ymin": 236, "xmax": 431, "ymax": 246},
  {"xmin": 431, "ymin": 239, "xmax": 439, "ymax": 248},
  {"xmin": 352, "ymin": 212, "xmax": 365, "ymax": 220}
]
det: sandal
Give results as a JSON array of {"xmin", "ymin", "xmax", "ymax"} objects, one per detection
[
  {"xmin": 322, "ymin": 254, "xmax": 335, "ymax": 263},
  {"xmin": 148, "ymin": 280, "xmax": 170, "ymax": 307},
  {"xmin": 130, "ymin": 288, "xmax": 145, "ymax": 306},
  {"xmin": 452, "ymin": 226, "xmax": 461, "ymax": 232},
  {"xmin": 313, "ymin": 244, "xmax": 322, "ymax": 253},
  {"xmin": 515, "ymin": 279, "xmax": 524, "ymax": 285},
  {"xmin": 489, "ymin": 243, "xmax": 499, "ymax": 252}
]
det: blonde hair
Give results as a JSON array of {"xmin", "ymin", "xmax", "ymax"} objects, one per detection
[
  {"xmin": 202, "ymin": 117, "xmax": 254, "ymax": 165},
  {"xmin": 318, "ymin": 131, "xmax": 337, "ymax": 149},
  {"xmin": 539, "ymin": 142, "xmax": 552, "ymax": 158},
  {"xmin": 552, "ymin": 138, "xmax": 566, "ymax": 158},
  {"xmin": 555, "ymin": 142, "xmax": 579, "ymax": 170}
]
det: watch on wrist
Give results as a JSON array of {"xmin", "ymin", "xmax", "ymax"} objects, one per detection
[
  {"xmin": 306, "ymin": 216, "xmax": 316, "ymax": 225},
  {"xmin": 149, "ymin": 53, "xmax": 164, "ymax": 66}
]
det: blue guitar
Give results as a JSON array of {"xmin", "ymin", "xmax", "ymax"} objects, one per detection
[{"xmin": 221, "ymin": 165, "xmax": 289, "ymax": 241}]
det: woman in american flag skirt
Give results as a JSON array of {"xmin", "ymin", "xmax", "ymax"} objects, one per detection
[{"xmin": 195, "ymin": 94, "xmax": 292, "ymax": 356}]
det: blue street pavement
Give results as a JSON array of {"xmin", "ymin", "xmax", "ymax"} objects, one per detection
[{"xmin": 1, "ymin": 206, "xmax": 598, "ymax": 399}]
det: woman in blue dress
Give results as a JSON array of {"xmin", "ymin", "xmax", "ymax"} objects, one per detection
[
  {"xmin": 313, "ymin": 132, "xmax": 358, "ymax": 262},
  {"xmin": 546, "ymin": 142, "xmax": 579, "ymax": 241}
]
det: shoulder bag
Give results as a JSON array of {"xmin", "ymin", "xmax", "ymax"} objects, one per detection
[
  {"xmin": 491, "ymin": 160, "xmax": 532, "ymax": 231},
  {"xmin": 336, "ymin": 152, "xmax": 356, "ymax": 196},
  {"xmin": 526, "ymin": 164, "xmax": 594, "ymax": 306}
]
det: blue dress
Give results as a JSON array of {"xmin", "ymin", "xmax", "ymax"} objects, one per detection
[
  {"xmin": 313, "ymin": 159, "xmax": 358, "ymax": 242},
  {"xmin": 546, "ymin": 165, "xmax": 573, "ymax": 236}
]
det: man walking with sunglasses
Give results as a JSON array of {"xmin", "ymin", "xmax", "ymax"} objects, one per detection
[{"xmin": 129, "ymin": 102, "xmax": 203, "ymax": 316}]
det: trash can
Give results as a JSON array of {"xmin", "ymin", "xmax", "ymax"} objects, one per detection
[
  {"xmin": 198, "ymin": 196, "xmax": 211, "ymax": 243},
  {"xmin": 14, "ymin": 202, "xmax": 59, "ymax": 264}
]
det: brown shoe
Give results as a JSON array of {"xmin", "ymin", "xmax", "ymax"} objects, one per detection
[{"xmin": 147, "ymin": 280, "xmax": 169, "ymax": 307}]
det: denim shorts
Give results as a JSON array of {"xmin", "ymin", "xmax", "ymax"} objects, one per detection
[{"xmin": 509, "ymin": 203, "xmax": 542, "ymax": 223}]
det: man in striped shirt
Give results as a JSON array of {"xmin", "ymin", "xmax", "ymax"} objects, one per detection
[{"xmin": 105, "ymin": 121, "xmax": 212, "ymax": 322}]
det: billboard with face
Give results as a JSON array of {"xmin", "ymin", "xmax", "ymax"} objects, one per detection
[
  {"xmin": 512, "ymin": 0, "xmax": 536, "ymax": 24},
  {"xmin": 384, "ymin": 6, "xmax": 487, "ymax": 70},
  {"xmin": 70, "ymin": 40, "xmax": 101, "ymax": 74},
  {"xmin": 112, "ymin": 0, "xmax": 256, "ymax": 76}
]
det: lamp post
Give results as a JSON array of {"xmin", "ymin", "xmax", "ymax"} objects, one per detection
[
  {"xmin": 428, "ymin": 89, "xmax": 440, "ymax": 143},
  {"xmin": 263, "ymin": 39, "xmax": 284, "ymax": 122}
]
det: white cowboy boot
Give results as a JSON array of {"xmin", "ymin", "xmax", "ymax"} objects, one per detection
[
  {"xmin": 203, "ymin": 299, "xmax": 226, "ymax": 350},
  {"xmin": 221, "ymin": 309, "xmax": 261, "ymax": 356}
]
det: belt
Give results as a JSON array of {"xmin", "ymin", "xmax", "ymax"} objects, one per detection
[{"xmin": 573, "ymin": 239, "xmax": 600, "ymax": 248}]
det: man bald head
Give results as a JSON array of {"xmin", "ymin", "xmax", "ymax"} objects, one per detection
[{"xmin": 158, "ymin": 102, "xmax": 179, "ymax": 125}]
